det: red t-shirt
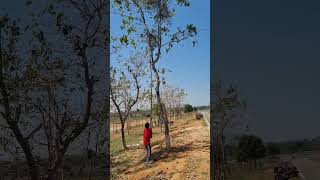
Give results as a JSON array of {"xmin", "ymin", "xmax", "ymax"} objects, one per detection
[{"xmin": 143, "ymin": 128, "xmax": 152, "ymax": 146}]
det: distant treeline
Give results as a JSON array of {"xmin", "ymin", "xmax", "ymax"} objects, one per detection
[
  {"xmin": 110, "ymin": 110, "xmax": 150, "ymax": 122},
  {"xmin": 110, "ymin": 104, "xmax": 209, "ymax": 118},
  {"xmin": 269, "ymin": 137, "xmax": 320, "ymax": 154},
  {"xmin": 224, "ymin": 136, "xmax": 320, "ymax": 161},
  {"xmin": 110, "ymin": 105, "xmax": 190, "ymax": 119},
  {"xmin": 194, "ymin": 105, "xmax": 210, "ymax": 110},
  {"xmin": 110, "ymin": 109, "xmax": 150, "ymax": 119}
]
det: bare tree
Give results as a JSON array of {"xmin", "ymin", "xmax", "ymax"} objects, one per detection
[
  {"xmin": 25, "ymin": 0, "xmax": 108, "ymax": 179},
  {"xmin": 0, "ymin": 0, "xmax": 109, "ymax": 179},
  {"xmin": 0, "ymin": 15, "xmax": 43, "ymax": 180},
  {"xmin": 162, "ymin": 84, "xmax": 186, "ymax": 121},
  {"xmin": 212, "ymin": 80, "xmax": 246, "ymax": 180},
  {"xmin": 110, "ymin": 53, "xmax": 146, "ymax": 149}
]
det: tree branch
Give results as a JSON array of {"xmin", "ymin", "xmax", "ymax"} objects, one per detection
[{"xmin": 25, "ymin": 123, "xmax": 43, "ymax": 140}]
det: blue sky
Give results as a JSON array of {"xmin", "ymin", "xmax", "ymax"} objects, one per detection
[
  {"xmin": 215, "ymin": 0, "xmax": 320, "ymax": 141},
  {"xmin": 111, "ymin": 0, "xmax": 210, "ymax": 107}
]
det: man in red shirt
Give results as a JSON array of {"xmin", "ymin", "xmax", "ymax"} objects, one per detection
[{"xmin": 144, "ymin": 122, "xmax": 153, "ymax": 164}]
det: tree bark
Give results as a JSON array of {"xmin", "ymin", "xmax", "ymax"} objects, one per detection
[
  {"xmin": 47, "ymin": 146, "xmax": 69, "ymax": 180},
  {"xmin": 152, "ymin": 62, "xmax": 170, "ymax": 149},
  {"xmin": 47, "ymin": 157, "xmax": 64, "ymax": 180},
  {"xmin": 121, "ymin": 122, "xmax": 127, "ymax": 149},
  {"xmin": 47, "ymin": 167, "xmax": 63, "ymax": 180},
  {"xmin": 20, "ymin": 138, "xmax": 39, "ymax": 180}
]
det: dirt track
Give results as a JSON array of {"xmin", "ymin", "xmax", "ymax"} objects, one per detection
[
  {"xmin": 284, "ymin": 151, "xmax": 320, "ymax": 180},
  {"xmin": 111, "ymin": 114, "xmax": 210, "ymax": 180}
]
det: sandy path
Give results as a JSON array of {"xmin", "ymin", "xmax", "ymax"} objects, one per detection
[
  {"xmin": 293, "ymin": 158, "xmax": 320, "ymax": 180},
  {"xmin": 280, "ymin": 152, "xmax": 320, "ymax": 180}
]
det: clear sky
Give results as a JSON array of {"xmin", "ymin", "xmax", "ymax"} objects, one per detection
[
  {"xmin": 111, "ymin": 0, "xmax": 210, "ymax": 107},
  {"xmin": 215, "ymin": 0, "xmax": 320, "ymax": 141}
]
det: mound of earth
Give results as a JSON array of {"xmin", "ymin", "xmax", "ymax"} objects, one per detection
[{"xmin": 274, "ymin": 161, "xmax": 299, "ymax": 180}]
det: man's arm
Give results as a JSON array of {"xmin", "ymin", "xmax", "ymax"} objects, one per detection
[
  {"xmin": 144, "ymin": 129, "xmax": 148, "ymax": 139},
  {"xmin": 150, "ymin": 128, "xmax": 152, "ymax": 138}
]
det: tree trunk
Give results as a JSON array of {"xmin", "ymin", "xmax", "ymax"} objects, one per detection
[
  {"xmin": 220, "ymin": 143, "xmax": 225, "ymax": 180},
  {"xmin": 121, "ymin": 122, "xmax": 127, "ymax": 149},
  {"xmin": 47, "ymin": 150, "xmax": 66, "ymax": 180},
  {"xmin": 8, "ymin": 125, "xmax": 39, "ymax": 180},
  {"xmin": 127, "ymin": 120, "xmax": 129, "ymax": 135},
  {"xmin": 162, "ymin": 104, "xmax": 170, "ymax": 148},
  {"xmin": 152, "ymin": 63, "xmax": 170, "ymax": 149},
  {"xmin": 221, "ymin": 133, "xmax": 228, "ymax": 178},
  {"xmin": 88, "ymin": 160, "xmax": 93, "ymax": 180},
  {"xmin": 47, "ymin": 167, "xmax": 63, "ymax": 180},
  {"xmin": 23, "ymin": 142, "xmax": 39, "ymax": 180}
]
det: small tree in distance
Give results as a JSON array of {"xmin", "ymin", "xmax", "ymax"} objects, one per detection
[
  {"xmin": 162, "ymin": 84, "xmax": 186, "ymax": 120},
  {"xmin": 237, "ymin": 135, "xmax": 266, "ymax": 169},
  {"xmin": 212, "ymin": 80, "xmax": 246, "ymax": 179},
  {"xmin": 184, "ymin": 104, "xmax": 193, "ymax": 113}
]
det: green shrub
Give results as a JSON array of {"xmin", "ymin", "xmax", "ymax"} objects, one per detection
[{"xmin": 184, "ymin": 104, "xmax": 193, "ymax": 113}]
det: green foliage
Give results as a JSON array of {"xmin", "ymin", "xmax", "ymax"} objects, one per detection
[
  {"xmin": 194, "ymin": 105, "xmax": 209, "ymax": 110},
  {"xmin": 268, "ymin": 138, "xmax": 320, "ymax": 154},
  {"xmin": 120, "ymin": 35, "xmax": 128, "ymax": 45},
  {"xmin": 184, "ymin": 104, "xmax": 193, "ymax": 113},
  {"xmin": 113, "ymin": 0, "xmax": 198, "ymax": 53},
  {"xmin": 237, "ymin": 135, "xmax": 266, "ymax": 162}
]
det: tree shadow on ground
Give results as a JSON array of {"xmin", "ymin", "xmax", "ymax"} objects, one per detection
[{"xmin": 137, "ymin": 143, "xmax": 195, "ymax": 164}]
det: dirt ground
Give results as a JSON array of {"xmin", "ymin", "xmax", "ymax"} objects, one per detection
[
  {"xmin": 227, "ymin": 159, "xmax": 302, "ymax": 180},
  {"xmin": 110, "ymin": 114, "xmax": 210, "ymax": 180}
]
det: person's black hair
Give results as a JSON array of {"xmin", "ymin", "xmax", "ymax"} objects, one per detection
[{"xmin": 145, "ymin": 122, "xmax": 149, "ymax": 128}]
